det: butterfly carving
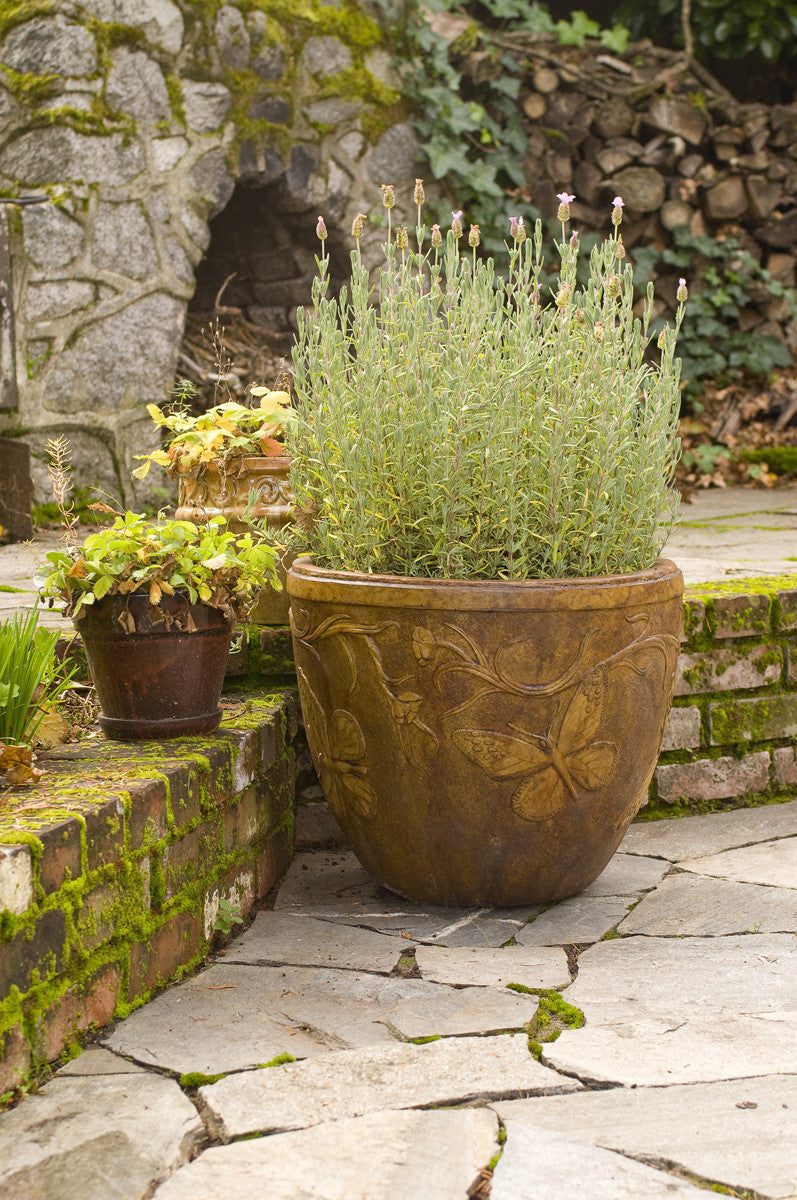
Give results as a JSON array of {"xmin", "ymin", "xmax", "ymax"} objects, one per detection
[
  {"xmin": 297, "ymin": 666, "xmax": 376, "ymax": 820},
  {"xmin": 451, "ymin": 668, "xmax": 617, "ymax": 822}
]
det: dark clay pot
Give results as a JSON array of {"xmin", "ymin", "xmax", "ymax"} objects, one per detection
[
  {"xmin": 288, "ymin": 557, "xmax": 684, "ymax": 907},
  {"xmin": 75, "ymin": 594, "xmax": 234, "ymax": 740},
  {"xmin": 175, "ymin": 456, "xmax": 294, "ymax": 625}
]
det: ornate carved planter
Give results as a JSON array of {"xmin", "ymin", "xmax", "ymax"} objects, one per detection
[
  {"xmin": 175, "ymin": 456, "xmax": 293, "ymax": 624},
  {"xmin": 288, "ymin": 558, "xmax": 684, "ymax": 906}
]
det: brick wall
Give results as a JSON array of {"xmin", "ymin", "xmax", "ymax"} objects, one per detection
[
  {"xmin": 652, "ymin": 583, "xmax": 797, "ymax": 814},
  {"xmin": 0, "ymin": 692, "xmax": 297, "ymax": 1095}
]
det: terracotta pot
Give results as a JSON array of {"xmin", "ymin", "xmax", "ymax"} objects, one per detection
[
  {"xmin": 75, "ymin": 594, "xmax": 234, "ymax": 740},
  {"xmin": 288, "ymin": 557, "xmax": 684, "ymax": 906},
  {"xmin": 175, "ymin": 456, "xmax": 293, "ymax": 625}
]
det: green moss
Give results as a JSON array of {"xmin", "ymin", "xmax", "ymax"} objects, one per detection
[
  {"xmin": 524, "ymin": 988, "xmax": 585, "ymax": 1060},
  {"xmin": 0, "ymin": 63, "xmax": 58, "ymax": 104},
  {"xmin": 0, "ymin": 0, "xmax": 54, "ymax": 41},
  {"xmin": 685, "ymin": 574, "xmax": 797, "ymax": 599},
  {"xmin": 258, "ymin": 1051, "xmax": 297, "ymax": 1066},
  {"xmin": 636, "ymin": 791, "xmax": 794, "ymax": 822},
  {"xmin": 179, "ymin": 1069, "xmax": 227, "ymax": 1087},
  {"xmin": 164, "ymin": 72, "xmax": 186, "ymax": 124},
  {"xmin": 740, "ymin": 446, "xmax": 797, "ymax": 475},
  {"xmin": 410, "ymin": 1034, "xmax": 441, "ymax": 1044}
]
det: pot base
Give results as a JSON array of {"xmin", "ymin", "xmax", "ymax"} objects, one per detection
[{"xmin": 98, "ymin": 708, "xmax": 223, "ymax": 741}]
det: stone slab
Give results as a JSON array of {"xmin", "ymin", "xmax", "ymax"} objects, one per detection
[
  {"xmin": 617, "ymin": 872, "xmax": 797, "ymax": 936},
  {"xmin": 104, "ymin": 963, "xmax": 538, "ymax": 1075},
  {"xmin": 56, "ymin": 1048, "xmax": 147, "ymax": 1075},
  {"xmin": 153, "ymin": 1108, "xmax": 499, "ymax": 1200},
  {"xmin": 0, "ymin": 1070, "xmax": 203, "ymax": 1200},
  {"xmin": 542, "ymin": 934, "xmax": 797, "ymax": 1085},
  {"xmin": 579, "ymin": 853, "xmax": 669, "ymax": 896},
  {"xmin": 494, "ymin": 1075, "xmax": 797, "ymax": 1200},
  {"xmin": 201, "ymin": 1034, "xmax": 578, "ymax": 1138},
  {"xmin": 681, "ymin": 836, "xmax": 797, "ymax": 888},
  {"xmin": 492, "ymin": 1124, "xmax": 710, "ymax": 1200},
  {"xmin": 274, "ymin": 850, "xmax": 538, "ymax": 945},
  {"xmin": 620, "ymin": 800, "xmax": 797, "ymax": 861},
  {"xmin": 224, "ymin": 911, "xmax": 406, "ymax": 973},
  {"xmin": 414, "ymin": 945, "xmax": 570, "ymax": 989},
  {"xmin": 515, "ymin": 896, "xmax": 634, "ymax": 945}
]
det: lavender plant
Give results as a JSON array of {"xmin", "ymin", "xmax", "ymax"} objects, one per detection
[{"xmin": 289, "ymin": 189, "xmax": 686, "ymax": 580}]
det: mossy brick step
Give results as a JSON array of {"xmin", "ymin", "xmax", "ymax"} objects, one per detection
[
  {"xmin": 648, "ymin": 577, "xmax": 797, "ymax": 817},
  {"xmin": 0, "ymin": 691, "xmax": 299, "ymax": 1094}
]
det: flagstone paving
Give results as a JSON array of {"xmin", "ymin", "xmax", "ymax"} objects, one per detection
[{"xmin": 1, "ymin": 801, "xmax": 796, "ymax": 1199}]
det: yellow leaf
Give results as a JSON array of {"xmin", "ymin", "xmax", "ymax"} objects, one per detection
[{"xmin": 257, "ymin": 390, "xmax": 291, "ymax": 414}]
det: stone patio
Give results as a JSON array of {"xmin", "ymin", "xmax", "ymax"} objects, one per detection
[{"xmin": 0, "ymin": 799, "xmax": 795, "ymax": 1199}]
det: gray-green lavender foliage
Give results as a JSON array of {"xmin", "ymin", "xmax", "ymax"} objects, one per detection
[{"xmin": 289, "ymin": 194, "xmax": 686, "ymax": 580}]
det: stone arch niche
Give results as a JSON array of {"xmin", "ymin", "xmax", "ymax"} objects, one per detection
[
  {"xmin": 183, "ymin": 172, "xmax": 354, "ymax": 405},
  {"xmin": 0, "ymin": 0, "xmax": 420, "ymax": 504}
]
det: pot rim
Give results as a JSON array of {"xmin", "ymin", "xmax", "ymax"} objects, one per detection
[
  {"xmin": 288, "ymin": 556, "xmax": 684, "ymax": 612},
  {"xmin": 186, "ymin": 455, "xmax": 293, "ymax": 474}
]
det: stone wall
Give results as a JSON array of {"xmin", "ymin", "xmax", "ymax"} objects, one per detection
[{"xmin": 0, "ymin": 0, "xmax": 419, "ymax": 502}]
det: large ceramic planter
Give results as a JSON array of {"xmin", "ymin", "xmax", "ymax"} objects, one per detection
[
  {"xmin": 75, "ymin": 594, "xmax": 234, "ymax": 740},
  {"xmin": 175, "ymin": 456, "xmax": 294, "ymax": 624},
  {"xmin": 288, "ymin": 557, "xmax": 684, "ymax": 906}
]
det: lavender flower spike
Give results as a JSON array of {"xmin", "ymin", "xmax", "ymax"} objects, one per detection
[
  {"xmin": 451, "ymin": 210, "xmax": 463, "ymax": 238},
  {"xmin": 556, "ymin": 192, "xmax": 575, "ymax": 223}
]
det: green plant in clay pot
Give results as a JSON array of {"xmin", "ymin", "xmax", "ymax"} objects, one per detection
[
  {"xmin": 134, "ymin": 386, "xmax": 296, "ymax": 625},
  {"xmin": 285, "ymin": 185, "xmax": 687, "ymax": 906},
  {"xmin": 37, "ymin": 503, "xmax": 280, "ymax": 741}
]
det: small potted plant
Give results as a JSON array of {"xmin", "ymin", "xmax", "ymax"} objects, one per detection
[
  {"xmin": 134, "ymin": 386, "xmax": 295, "ymax": 622},
  {"xmin": 286, "ymin": 187, "xmax": 687, "ymax": 907},
  {"xmin": 36, "ymin": 509, "xmax": 280, "ymax": 740}
]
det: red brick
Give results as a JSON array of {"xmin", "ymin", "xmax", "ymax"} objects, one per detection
[
  {"xmin": 709, "ymin": 694, "xmax": 797, "ymax": 744},
  {"xmin": 712, "ymin": 593, "xmax": 770, "ymax": 638},
  {"xmin": 164, "ymin": 821, "xmax": 219, "ymax": 900},
  {"xmin": 129, "ymin": 911, "xmax": 203, "ymax": 999},
  {"xmin": 126, "ymin": 776, "xmax": 170, "ymax": 850},
  {"xmin": 0, "ymin": 1022, "xmax": 31, "ymax": 1095},
  {"xmin": 682, "ymin": 595, "xmax": 706, "ymax": 642},
  {"xmin": 224, "ymin": 635, "xmax": 250, "ymax": 677},
  {"xmin": 36, "ymin": 962, "xmax": 120, "ymax": 1063},
  {"xmin": 256, "ymin": 821, "xmax": 294, "ymax": 899},
  {"xmin": 674, "ymin": 644, "xmax": 783, "ymax": 696},
  {"xmin": 76, "ymin": 863, "xmax": 149, "ymax": 954},
  {"xmin": 258, "ymin": 626, "xmax": 295, "ymax": 678},
  {"xmin": 776, "ymin": 589, "xmax": 797, "ymax": 631},
  {"xmin": 655, "ymin": 752, "xmax": 770, "ymax": 803},
  {"xmin": 204, "ymin": 863, "xmax": 258, "ymax": 939},
  {"xmin": 0, "ymin": 907, "xmax": 66, "ymax": 996},
  {"xmin": 83, "ymin": 796, "xmax": 125, "ymax": 873},
  {"xmin": 660, "ymin": 705, "xmax": 702, "ymax": 751},
  {"xmin": 39, "ymin": 817, "xmax": 83, "ymax": 894},
  {"xmin": 0, "ymin": 844, "xmax": 34, "ymax": 916},
  {"xmin": 160, "ymin": 760, "xmax": 203, "ymax": 830},
  {"xmin": 222, "ymin": 785, "xmax": 261, "ymax": 854},
  {"xmin": 772, "ymin": 746, "xmax": 797, "ymax": 787}
]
